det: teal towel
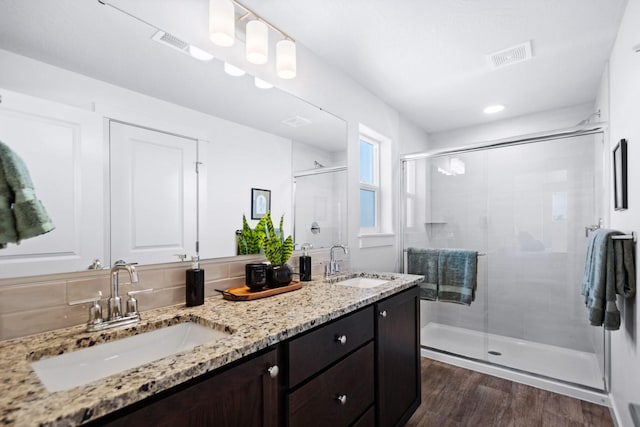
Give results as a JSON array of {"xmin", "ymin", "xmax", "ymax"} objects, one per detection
[
  {"xmin": 407, "ymin": 248, "xmax": 439, "ymax": 300},
  {"xmin": 437, "ymin": 249, "xmax": 478, "ymax": 305},
  {"xmin": 582, "ymin": 229, "xmax": 635, "ymax": 330},
  {"xmin": 0, "ymin": 142, "xmax": 55, "ymax": 248}
]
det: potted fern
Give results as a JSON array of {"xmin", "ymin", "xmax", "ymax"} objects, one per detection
[{"xmin": 263, "ymin": 211, "xmax": 294, "ymax": 287}]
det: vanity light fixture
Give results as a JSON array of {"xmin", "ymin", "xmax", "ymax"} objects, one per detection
[
  {"xmin": 224, "ymin": 62, "xmax": 246, "ymax": 76},
  {"xmin": 276, "ymin": 39, "xmax": 297, "ymax": 79},
  {"xmin": 483, "ymin": 104, "xmax": 505, "ymax": 114},
  {"xmin": 209, "ymin": 0, "xmax": 235, "ymax": 47},
  {"xmin": 254, "ymin": 77, "xmax": 273, "ymax": 89},
  {"xmin": 209, "ymin": 0, "xmax": 297, "ymax": 79},
  {"xmin": 246, "ymin": 20, "xmax": 269, "ymax": 64}
]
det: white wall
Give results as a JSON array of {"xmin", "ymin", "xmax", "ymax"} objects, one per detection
[
  {"xmin": 601, "ymin": 0, "xmax": 640, "ymax": 425},
  {"xmin": 428, "ymin": 103, "xmax": 595, "ymax": 151}
]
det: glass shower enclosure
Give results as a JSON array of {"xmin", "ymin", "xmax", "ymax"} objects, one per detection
[{"xmin": 402, "ymin": 130, "xmax": 606, "ymax": 392}]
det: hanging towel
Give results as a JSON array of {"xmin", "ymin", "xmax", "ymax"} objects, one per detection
[
  {"xmin": 0, "ymin": 141, "xmax": 55, "ymax": 248},
  {"xmin": 437, "ymin": 249, "xmax": 478, "ymax": 306},
  {"xmin": 407, "ymin": 248, "xmax": 439, "ymax": 300},
  {"xmin": 581, "ymin": 229, "xmax": 636, "ymax": 330}
]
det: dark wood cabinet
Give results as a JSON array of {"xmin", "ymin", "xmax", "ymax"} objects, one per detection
[
  {"xmin": 89, "ymin": 285, "xmax": 420, "ymax": 427},
  {"xmin": 94, "ymin": 348, "xmax": 281, "ymax": 427},
  {"xmin": 375, "ymin": 286, "xmax": 421, "ymax": 427}
]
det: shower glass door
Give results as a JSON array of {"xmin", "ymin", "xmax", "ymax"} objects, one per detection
[{"xmin": 407, "ymin": 132, "xmax": 605, "ymax": 390}]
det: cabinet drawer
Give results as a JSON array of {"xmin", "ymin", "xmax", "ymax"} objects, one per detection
[
  {"xmin": 288, "ymin": 342, "xmax": 374, "ymax": 427},
  {"xmin": 288, "ymin": 306, "xmax": 373, "ymax": 387},
  {"xmin": 352, "ymin": 406, "xmax": 375, "ymax": 427}
]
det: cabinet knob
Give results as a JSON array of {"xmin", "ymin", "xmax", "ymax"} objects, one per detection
[
  {"xmin": 336, "ymin": 394, "xmax": 347, "ymax": 405},
  {"xmin": 379, "ymin": 310, "xmax": 387, "ymax": 318},
  {"xmin": 267, "ymin": 365, "xmax": 279, "ymax": 379},
  {"xmin": 335, "ymin": 335, "xmax": 347, "ymax": 345}
]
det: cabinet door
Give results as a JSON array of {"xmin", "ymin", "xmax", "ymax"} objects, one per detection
[
  {"xmin": 0, "ymin": 89, "xmax": 104, "ymax": 278},
  {"xmin": 110, "ymin": 121, "xmax": 197, "ymax": 265},
  {"xmin": 375, "ymin": 286, "xmax": 421, "ymax": 427},
  {"xmin": 99, "ymin": 348, "xmax": 281, "ymax": 427}
]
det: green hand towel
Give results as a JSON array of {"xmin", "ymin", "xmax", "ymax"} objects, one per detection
[{"xmin": 0, "ymin": 142, "xmax": 55, "ymax": 247}]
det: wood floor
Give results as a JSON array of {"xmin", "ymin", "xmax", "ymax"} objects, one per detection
[{"xmin": 406, "ymin": 358, "xmax": 614, "ymax": 427}]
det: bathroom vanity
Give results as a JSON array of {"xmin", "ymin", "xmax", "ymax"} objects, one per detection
[{"xmin": 0, "ymin": 273, "xmax": 422, "ymax": 426}]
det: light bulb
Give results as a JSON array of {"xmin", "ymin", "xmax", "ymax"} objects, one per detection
[
  {"xmin": 246, "ymin": 20, "xmax": 268, "ymax": 64},
  {"xmin": 276, "ymin": 39, "xmax": 296, "ymax": 79},
  {"xmin": 209, "ymin": 0, "xmax": 235, "ymax": 47}
]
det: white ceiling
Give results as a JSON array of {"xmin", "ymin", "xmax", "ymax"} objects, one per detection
[
  {"xmin": 0, "ymin": 0, "xmax": 628, "ymax": 138},
  {"xmin": 242, "ymin": 0, "xmax": 628, "ymax": 133}
]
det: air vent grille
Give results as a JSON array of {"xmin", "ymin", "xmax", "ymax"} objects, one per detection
[
  {"xmin": 487, "ymin": 41, "xmax": 533, "ymax": 69},
  {"xmin": 282, "ymin": 116, "xmax": 312, "ymax": 128},
  {"xmin": 152, "ymin": 30, "xmax": 189, "ymax": 53}
]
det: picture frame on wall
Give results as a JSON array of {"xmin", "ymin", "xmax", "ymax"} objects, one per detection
[
  {"xmin": 251, "ymin": 188, "xmax": 271, "ymax": 219},
  {"xmin": 613, "ymin": 139, "xmax": 628, "ymax": 211}
]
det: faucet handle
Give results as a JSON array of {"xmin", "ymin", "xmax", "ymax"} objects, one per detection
[
  {"xmin": 69, "ymin": 291, "xmax": 103, "ymax": 326},
  {"xmin": 125, "ymin": 288, "xmax": 153, "ymax": 316}
]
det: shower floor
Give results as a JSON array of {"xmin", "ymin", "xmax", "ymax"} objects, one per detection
[{"xmin": 421, "ymin": 322, "xmax": 603, "ymax": 390}]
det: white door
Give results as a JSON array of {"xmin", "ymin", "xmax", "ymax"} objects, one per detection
[
  {"xmin": 0, "ymin": 89, "xmax": 104, "ymax": 278},
  {"xmin": 109, "ymin": 121, "xmax": 197, "ymax": 266}
]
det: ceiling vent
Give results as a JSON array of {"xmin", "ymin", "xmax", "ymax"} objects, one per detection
[
  {"xmin": 151, "ymin": 30, "xmax": 189, "ymax": 54},
  {"xmin": 487, "ymin": 40, "xmax": 533, "ymax": 69},
  {"xmin": 282, "ymin": 116, "xmax": 312, "ymax": 128}
]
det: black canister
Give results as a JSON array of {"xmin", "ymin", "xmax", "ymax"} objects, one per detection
[
  {"xmin": 186, "ymin": 257, "xmax": 204, "ymax": 307},
  {"xmin": 299, "ymin": 244, "xmax": 312, "ymax": 282},
  {"xmin": 246, "ymin": 263, "xmax": 267, "ymax": 291}
]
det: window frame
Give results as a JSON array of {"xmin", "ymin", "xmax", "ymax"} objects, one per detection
[{"xmin": 359, "ymin": 134, "xmax": 381, "ymax": 232}]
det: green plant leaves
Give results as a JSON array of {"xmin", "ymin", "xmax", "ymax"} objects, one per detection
[
  {"xmin": 238, "ymin": 214, "xmax": 266, "ymax": 255},
  {"xmin": 238, "ymin": 211, "xmax": 292, "ymax": 264}
]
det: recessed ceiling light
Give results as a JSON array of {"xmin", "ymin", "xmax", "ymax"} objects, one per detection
[{"xmin": 483, "ymin": 104, "xmax": 505, "ymax": 114}]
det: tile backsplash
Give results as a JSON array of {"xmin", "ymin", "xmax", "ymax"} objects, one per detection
[{"xmin": 0, "ymin": 250, "xmax": 334, "ymax": 341}]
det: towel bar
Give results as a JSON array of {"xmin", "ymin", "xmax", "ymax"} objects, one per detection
[
  {"xmin": 611, "ymin": 232, "xmax": 637, "ymax": 243},
  {"xmin": 403, "ymin": 249, "xmax": 487, "ymax": 255}
]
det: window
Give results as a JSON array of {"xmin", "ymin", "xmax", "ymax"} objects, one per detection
[{"xmin": 359, "ymin": 136, "xmax": 379, "ymax": 231}]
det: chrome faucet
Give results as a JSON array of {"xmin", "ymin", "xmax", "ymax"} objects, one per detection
[
  {"xmin": 109, "ymin": 260, "xmax": 139, "ymax": 320},
  {"xmin": 326, "ymin": 245, "xmax": 348, "ymax": 277},
  {"xmin": 69, "ymin": 259, "xmax": 152, "ymax": 332}
]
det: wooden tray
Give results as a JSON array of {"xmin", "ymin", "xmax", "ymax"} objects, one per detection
[{"xmin": 222, "ymin": 281, "xmax": 302, "ymax": 301}]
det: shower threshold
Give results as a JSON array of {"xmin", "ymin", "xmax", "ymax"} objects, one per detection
[{"xmin": 421, "ymin": 322, "xmax": 607, "ymax": 405}]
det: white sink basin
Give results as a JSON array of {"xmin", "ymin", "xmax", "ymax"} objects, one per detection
[
  {"xmin": 31, "ymin": 322, "xmax": 230, "ymax": 392},
  {"xmin": 336, "ymin": 277, "xmax": 390, "ymax": 288}
]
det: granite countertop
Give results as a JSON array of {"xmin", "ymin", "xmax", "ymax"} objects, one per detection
[{"xmin": 0, "ymin": 272, "xmax": 422, "ymax": 426}]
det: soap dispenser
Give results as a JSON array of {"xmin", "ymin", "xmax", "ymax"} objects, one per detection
[
  {"xmin": 299, "ymin": 243, "xmax": 312, "ymax": 282},
  {"xmin": 186, "ymin": 256, "xmax": 204, "ymax": 307}
]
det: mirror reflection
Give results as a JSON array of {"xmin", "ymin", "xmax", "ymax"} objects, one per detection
[{"xmin": 0, "ymin": 1, "xmax": 347, "ymax": 279}]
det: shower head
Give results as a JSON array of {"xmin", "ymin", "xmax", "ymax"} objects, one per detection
[{"xmin": 576, "ymin": 110, "xmax": 601, "ymax": 126}]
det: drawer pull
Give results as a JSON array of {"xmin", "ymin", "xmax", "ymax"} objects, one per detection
[
  {"xmin": 336, "ymin": 394, "xmax": 347, "ymax": 405},
  {"xmin": 335, "ymin": 335, "xmax": 347, "ymax": 345},
  {"xmin": 267, "ymin": 365, "xmax": 279, "ymax": 379},
  {"xmin": 379, "ymin": 310, "xmax": 387, "ymax": 318}
]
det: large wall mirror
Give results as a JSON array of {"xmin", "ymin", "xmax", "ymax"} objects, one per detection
[{"xmin": 0, "ymin": 1, "xmax": 347, "ymax": 279}]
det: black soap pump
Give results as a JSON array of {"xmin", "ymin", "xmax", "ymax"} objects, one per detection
[
  {"xmin": 186, "ymin": 256, "xmax": 204, "ymax": 307},
  {"xmin": 299, "ymin": 243, "xmax": 312, "ymax": 282}
]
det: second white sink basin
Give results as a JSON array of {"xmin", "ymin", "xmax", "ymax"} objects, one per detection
[
  {"xmin": 31, "ymin": 322, "xmax": 230, "ymax": 392},
  {"xmin": 336, "ymin": 277, "xmax": 390, "ymax": 288}
]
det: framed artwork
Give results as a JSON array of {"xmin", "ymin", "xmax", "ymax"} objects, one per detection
[
  {"xmin": 613, "ymin": 139, "xmax": 628, "ymax": 211},
  {"xmin": 251, "ymin": 188, "xmax": 271, "ymax": 219}
]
